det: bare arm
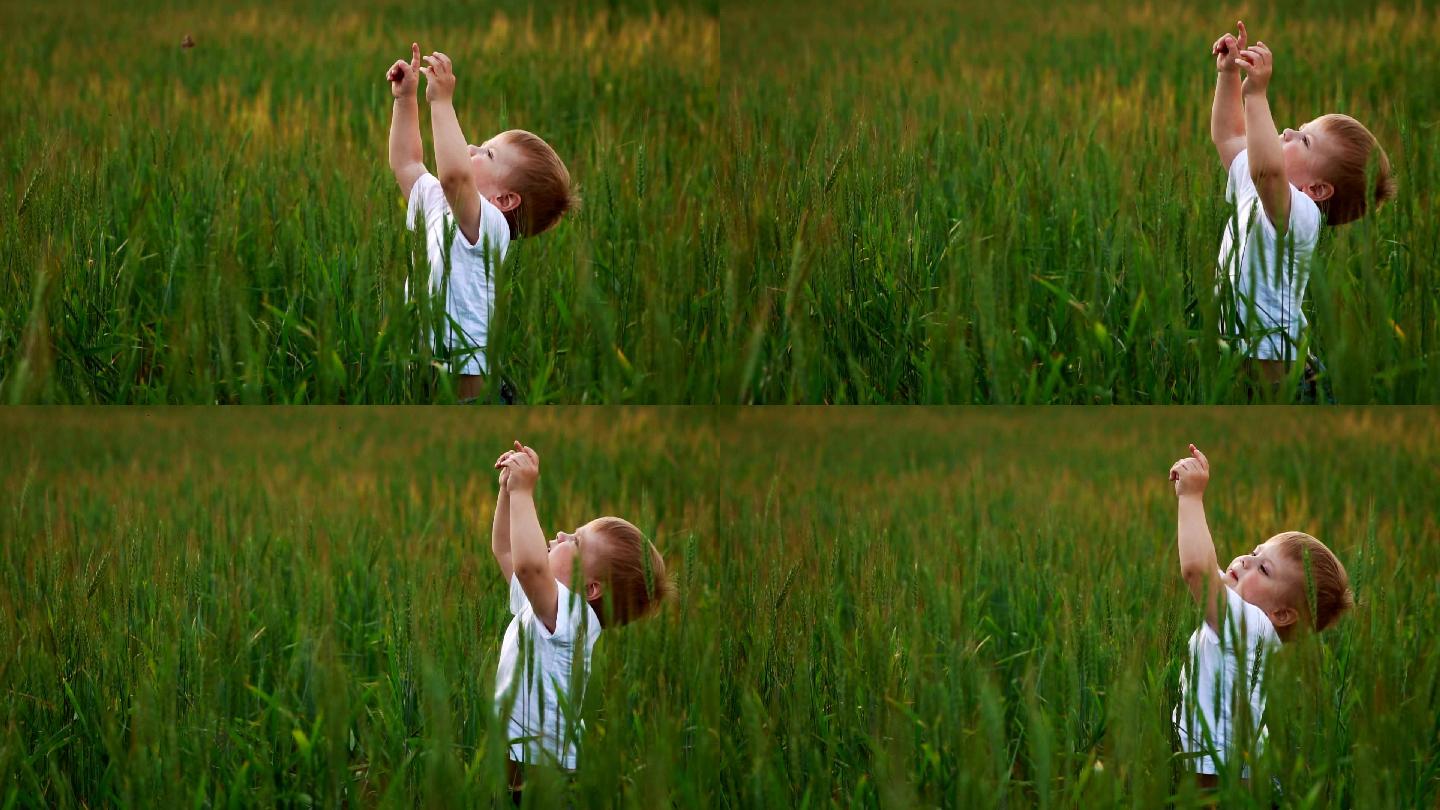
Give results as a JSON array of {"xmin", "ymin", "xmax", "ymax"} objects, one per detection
[
  {"xmin": 1238, "ymin": 42, "xmax": 1290, "ymax": 235},
  {"xmin": 419, "ymin": 51, "xmax": 483, "ymax": 246},
  {"xmin": 387, "ymin": 43, "xmax": 427, "ymax": 201},
  {"xmin": 1171, "ymin": 445, "xmax": 1225, "ymax": 633},
  {"xmin": 1210, "ymin": 24, "xmax": 1247, "ymax": 168},
  {"xmin": 500, "ymin": 444, "xmax": 559, "ymax": 632},
  {"xmin": 491, "ymin": 449, "xmax": 514, "ymax": 582}
]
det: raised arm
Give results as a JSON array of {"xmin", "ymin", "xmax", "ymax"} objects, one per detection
[
  {"xmin": 387, "ymin": 43, "xmax": 427, "ymax": 201},
  {"xmin": 500, "ymin": 443, "xmax": 559, "ymax": 632},
  {"xmin": 419, "ymin": 51, "xmax": 483, "ymax": 246},
  {"xmin": 1237, "ymin": 41, "xmax": 1290, "ymax": 235},
  {"xmin": 491, "ymin": 446, "xmax": 515, "ymax": 582},
  {"xmin": 1171, "ymin": 444, "xmax": 1225, "ymax": 633},
  {"xmin": 1210, "ymin": 22, "xmax": 1247, "ymax": 169}
]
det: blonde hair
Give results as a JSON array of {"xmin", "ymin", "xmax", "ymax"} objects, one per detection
[
  {"xmin": 1273, "ymin": 531, "xmax": 1353, "ymax": 631},
  {"xmin": 498, "ymin": 129, "xmax": 578, "ymax": 238},
  {"xmin": 589, "ymin": 517, "xmax": 670, "ymax": 627},
  {"xmin": 1315, "ymin": 114, "xmax": 1396, "ymax": 226}
]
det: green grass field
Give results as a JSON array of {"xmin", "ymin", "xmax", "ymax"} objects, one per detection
[
  {"xmin": 721, "ymin": 0, "xmax": 1439, "ymax": 404},
  {"xmin": 3, "ymin": 408, "xmax": 1437, "ymax": 806},
  {"xmin": 2, "ymin": 0, "xmax": 1436, "ymax": 403}
]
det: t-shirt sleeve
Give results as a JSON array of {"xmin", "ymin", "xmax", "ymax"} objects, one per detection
[
  {"xmin": 406, "ymin": 172, "xmax": 448, "ymax": 233},
  {"xmin": 405, "ymin": 172, "xmax": 509, "ymax": 259},
  {"xmin": 538, "ymin": 579, "xmax": 593, "ymax": 645},
  {"xmin": 460, "ymin": 197, "xmax": 511, "ymax": 257},
  {"xmin": 1286, "ymin": 185, "xmax": 1323, "ymax": 242},
  {"xmin": 510, "ymin": 577, "xmax": 592, "ymax": 644},
  {"xmin": 1226, "ymin": 149, "xmax": 1323, "ymax": 243},
  {"xmin": 1213, "ymin": 581, "xmax": 1280, "ymax": 652},
  {"xmin": 509, "ymin": 573, "xmax": 529, "ymax": 616},
  {"xmin": 1225, "ymin": 149, "xmax": 1254, "ymax": 206}
]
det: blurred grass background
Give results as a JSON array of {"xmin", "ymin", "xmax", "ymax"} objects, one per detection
[{"xmin": 2, "ymin": 408, "xmax": 1437, "ymax": 806}]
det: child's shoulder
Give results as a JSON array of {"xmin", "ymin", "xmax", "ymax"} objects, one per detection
[
  {"xmin": 1222, "ymin": 589, "xmax": 1281, "ymax": 647},
  {"xmin": 406, "ymin": 171, "xmax": 448, "ymax": 211}
]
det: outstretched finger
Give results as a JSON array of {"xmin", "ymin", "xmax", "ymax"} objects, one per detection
[
  {"xmin": 411, "ymin": 42, "xmax": 420, "ymax": 69},
  {"xmin": 1236, "ymin": 20, "xmax": 1247, "ymax": 50},
  {"xmin": 1190, "ymin": 444, "xmax": 1209, "ymax": 469}
]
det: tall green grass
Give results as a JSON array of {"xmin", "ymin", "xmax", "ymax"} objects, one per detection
[
  {"xmin": 0, "ymin": 0, "xmax": 1436, "ymax": 402},
  {"xmin": 2, "ymin": 408, "xmax": 1437, "ymax": 806},
  {"xmin": 720, "ymin": 0, "xmax": 1439, "ymax": 403},
  {"xmin": 1, "ymin": 0, "xmax": 719, "ymax": 403}
]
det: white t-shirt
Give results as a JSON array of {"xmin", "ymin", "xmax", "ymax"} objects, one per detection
[
  {"xmin": 1174, "ymin": 580, "xmax": 1281, "ymax": 775},
  {"xmin": 1217, "ymin": 150, "xmax": 1323, "ymax": 362},
  {"xmin": 405, "ymin": 173, "xmax": 511, "ymax": 375},
  {"xmin": 493, "ymin": 575, "xmax": 601, "ymax": 770}
]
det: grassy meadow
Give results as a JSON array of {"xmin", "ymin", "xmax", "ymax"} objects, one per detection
[
  {"xmin": 722, "ymin": 0, "xmax": 1439, "ymax": 404},
  {"xmin": 3, "ymin": 408, "xmax": 1438, "ymax": 806},
  {"xmin": 2, "ymin": 0, "xmax": 1438, "ymax": 403}
]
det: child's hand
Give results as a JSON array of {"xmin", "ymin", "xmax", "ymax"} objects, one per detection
[
  {"xmin": 387, "ymin": 43, "xmax": 421, "ymax": 99},
  {"xmin": 1211, "ymin": 21, "xmax": 1247, "ymax": 74},
  {"xmin": 1169, "ymin": 444, "xmax": 1210, "ymax": 498},
  {"xmin": 498, "ymin": 441, "xmax": 540, "ymax": 493},
  {"xmin": 419, "ymin": 51, "xmax": 457, "ymax": 104},
  {"xmin": 494, "ymin": 448, "xmax": 513, "ymax": 491},
  {"xmin": 1236, "ymin": 41, "xmax": 1274, "ymax": 96}
]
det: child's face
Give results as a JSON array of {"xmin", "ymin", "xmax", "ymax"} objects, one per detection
[
  {"xmin": 468, "ymin": 133, "xmax": 522, "ymax": 209},
  {"xmin": 547, "ymin": 518, "xmax": 606, "ymax": 595},
  {"xmin": 1224, "ymin": 535, "xmax": 1303, "ymax": 627},
  {"xmin": 1281, "ymin": 119, "xmax": 1341, "ymax": 200}
]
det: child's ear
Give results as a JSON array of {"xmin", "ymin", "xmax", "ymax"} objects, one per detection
[
  {"xmin": 585, "ymin": 580, "xmax": 602, "ymax": 603},
  {"xmin": 1304, "ymin": 181, "xmax": 1334, "ymax": 202},
  {"xmin": 1270, "ymin": 605, "xmax": 1298, "ymax": 630},
  {"xmin": 491, "ymin": 191, "xmax": 521, "ymax": 213}
]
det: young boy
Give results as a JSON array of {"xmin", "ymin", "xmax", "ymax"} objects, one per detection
[
  {"xmin": 489, "ymin": 441, "xmax": 669, "ymax": 793},
  {"xmin": 1209, "ymin": 22, "xmax": 1396, "ymax": 391},
  {"xmin": 386, "ymin": 45, "xmax": 577, "ymax": 401},
  {"xmin": 1169, "ymin": 443, "xmax": 1353, "ymax": 787}
]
